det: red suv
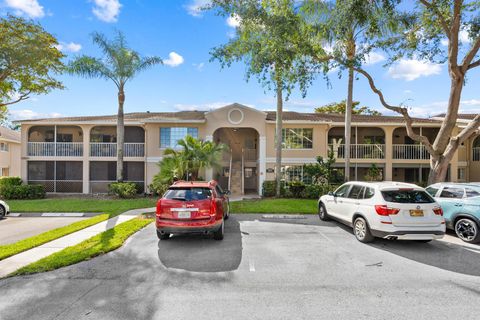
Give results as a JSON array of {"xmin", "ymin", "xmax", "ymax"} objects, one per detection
[{"xmin": 156, "ymin": 180, "xmax": 230, "ymax": 240}]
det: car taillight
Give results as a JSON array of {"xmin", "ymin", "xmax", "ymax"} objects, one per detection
[
  {"xmin": 375, "ymin": 205, "xmax": 400, "ymax": 216},
  {"xmin": 433, "ymin": 207, "xmax": 443, "ymax": 216},
  {"xmin": 210, "ymin": 198, "xmax": 217, "ymax": 216},
  {"xmin": 156, "ymin": 199, "xmax": 162, "ymax": 216}
]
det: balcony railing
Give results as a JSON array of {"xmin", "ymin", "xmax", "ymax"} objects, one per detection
[
  {"xmin": 473, "ymin": 147, "xmax": 480, "ymax": 161},
  {"xmin": 90, "ymin": 143, "xmax": 145, "ymax": 157},
  {"xmin": 244, "ymin": 148, "xmax": 257, "ymax": 161},
  {"xmin": 28, "ymin": 142, "xmax": 83, "ymax": 157},
  {"xmin": 329, "ymin": 144, "xmax": 385, "ymax": 159},
  {"xmin": 393, "ymin": 144, "xmax": 429, "ymax": 160}
]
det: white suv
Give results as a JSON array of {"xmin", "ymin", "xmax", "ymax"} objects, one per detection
[
  {"xmin": 318, "ymin": 182, "xmax": 445, "ymax": 243},
  {"xmin": 0, "ymin": 200, "xmax": 10, "ymax": 219}
]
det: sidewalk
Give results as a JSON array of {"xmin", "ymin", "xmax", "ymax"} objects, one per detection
[{"xmin": 0, "ymin": 207, "xmax": 156, "ymax": 278}]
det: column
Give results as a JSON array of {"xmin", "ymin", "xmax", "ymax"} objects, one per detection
[
  {"xmin": 205, "ymin": 135, "xmax": 213, "ymax": 181},
  {"xmin": 384, "ymin": 127, "xmax": 394, "ymax": 181},
  {"xmin": 258, "ymin": 136, "xmax": 267, "ymax": 196},
  {"xmin": 82, "ymin": 125, "xmax": 91, "ymax": 194}
]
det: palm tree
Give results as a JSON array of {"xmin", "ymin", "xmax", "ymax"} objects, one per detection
[
  {"xmin": 163, "ymin": 135, "xmax": 226, "ymax": 181},
  {"xmin": 68, "ymin": 31, "xmax": 162, "ymax": 182}
]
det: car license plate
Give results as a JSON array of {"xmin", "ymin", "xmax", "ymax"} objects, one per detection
[
  {"xmin": 177, "ymin": 211, "xmax": 191, "ymax": 219},
  {"xmin": 410, "ymin": 210, "xmax": 424, "ymax": 217}
]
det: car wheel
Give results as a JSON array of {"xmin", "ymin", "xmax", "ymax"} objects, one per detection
[
  {"xmin": 224, "ymin": 200, "xmax": 230, "ymax": 220},
  {"xmin": 353, "ymin": 217, "xmax": 374, "ymax": 243},
  {"xmin": 213, "ymin": 220, "xmax": 224, "ymax": 240},
  {"xmin": 318, "ymin": 203, "xmax": 329, "ymax": 221},
  {"xmin": 157, "ymin": 230, "xmax": 170, "ymax": 240},
  {"xmin": 0, "ymin": 205, "xmax": 5, "ymax": 220},
  {"xmin": 455, "ymin": 218, "xmax": 480, "ymax": 243}
]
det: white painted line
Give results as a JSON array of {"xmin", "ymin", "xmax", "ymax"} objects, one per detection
[
  {"xmin": 9, "ymin": 213, "xmax": 21, "ymax": 217},
  {"xmin": 41, "ymin": 212, "xmax": 85, "ymax": 217},
  {"xmin": 249, "ymin": 260, "xmax": 256, "ymax": 272},
  {"xmin": 317, "ymin": 230, "xmax": 334, "ymax": 243}
]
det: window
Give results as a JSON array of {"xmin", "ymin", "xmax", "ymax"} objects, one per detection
[
  {"xmin": 425, "ymin": 187, "xmax": 439, "ymax": 197},
  {"xmin": 348, "ymin": 185, "xmax": 364, "ymax": 199},
  {"xmin": 364, "ymin": 187, "xmax": 375, "ymax": 199},
  {"xmin": 334, "ymin": 184, "xmax": 350, "ymax": 198},
  {"xmin": 458, "ymin": 168, "xmax": 466, "ymax": 181},
  {"xmin": 282, "ymin": 166, "xmax": 311, "ymax": 184},
  {"xmin": 439, "ymin": 187, "xmax": 464, "ymax": 199},
  {"xmin": 465, "ymin": 188, "xmax": 480, "ymax": 198},
  {"xmin": 381, "ymin": 190, "xmax": 434, "ymax": 203},
  {"xmin": 0, "ymin": 142, "xmax": 8, "ymax": 151},
  {"xmin": 164, "ymin": 187, "xmax": 212, "ymax": 201},
  {"xmin": 160, "ymin": 127, "xmax": 198, "ymax": 148},
  {"xmin": 282, "ymin": 128, "xmax": 313, "ymax": 149},
  {"xmin": 1, "ymin": 168, "xmax": 9, "ymax": 176}
]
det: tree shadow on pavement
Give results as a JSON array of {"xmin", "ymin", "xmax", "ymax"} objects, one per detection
[
  {"xmin": 369, "ymin": 238, "xmax": 480, "ymax": 277},
  {"xmin": 157, "ymin": 216, "xmax": 242, "ymax": 272}
]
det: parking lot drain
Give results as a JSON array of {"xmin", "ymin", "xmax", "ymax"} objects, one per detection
[
  {"xmin": 366, "ymin": 262, "xmax": 383, "ymax": 267},
  {"xmin": 261, "ymin": 214, "xmax": 306, "ymax": 219},
  {"xmin": 241, "ymin": 231, "xmax": 250, "ymax": 235},
  {"xmin": 41, "ymin": 213, "xmax": 85, "ymax": 217}
]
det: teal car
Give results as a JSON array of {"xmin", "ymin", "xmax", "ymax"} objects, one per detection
[{"xmin": 426, "ymin": 183, "xmax": 480, "ymax": 243}]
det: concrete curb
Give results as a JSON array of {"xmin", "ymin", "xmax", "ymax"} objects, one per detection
[{"xmin": 0, "ymin": 207, "xmax": 156, "ymax": 278}]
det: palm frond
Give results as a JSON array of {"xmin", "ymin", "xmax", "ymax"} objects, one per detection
[{"xmin": 67, "ymin": 56, "xmax": 120, "ymax": 87}]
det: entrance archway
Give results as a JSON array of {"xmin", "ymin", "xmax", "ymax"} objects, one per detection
[{"xmin": 213, "ymin": 128, "xmax": 259, "ymax": 196}]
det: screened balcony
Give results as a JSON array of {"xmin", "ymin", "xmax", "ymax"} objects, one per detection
[
  {"xmin": 89, "ymin": 126, "xmax": 145, "ymax": 157},
  {"xmin": 328, "ymin": 127, "xmax": 386, "ymax": 159},
  {"xmin": 89, "ymin": 161, "xmax": 145, "ymax": 193},
  {"xmin": 392, "ymin": 127, "xmax": 438, "ymax": 160},
  {"xmin": 28, "ymin": 126, "xmax": 83, "ymax": 157},
  {"xmin": 27, "ymin": 161, "xmax": 83, "ymax": 193}
]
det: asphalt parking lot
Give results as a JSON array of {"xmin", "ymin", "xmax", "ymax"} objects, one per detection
[
  {"xmin": 1, "ymin": 214, "xmax": 480, "ymax": 320},
  {"xmin": 0, "ymin": 216, "xmax": 88, "ymax": 245}
]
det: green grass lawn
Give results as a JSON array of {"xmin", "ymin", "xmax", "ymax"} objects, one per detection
[
  {"xmin": 230, "ymin": 198, "xmax": 318, "ymax": 214},
  {"xmin": 0, "ymin": 198, "xmax": 157, "ymax": 261},
  {"xmin": 10, "ymin": 216, "xmax": 153, "ymax": 277}
]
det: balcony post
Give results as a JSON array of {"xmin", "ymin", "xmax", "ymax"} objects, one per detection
[
  {"xmin": 385, "ymin": 127, "xmax": 394, "ymax": 181},
  {"xmin": 82, "ymin": 126, "xmax": 91, "ymax": 194}
]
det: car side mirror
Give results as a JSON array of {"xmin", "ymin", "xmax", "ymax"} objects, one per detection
[{"xmin": 328, "ymin": 191, "xmax": 335, "ymax": 197}]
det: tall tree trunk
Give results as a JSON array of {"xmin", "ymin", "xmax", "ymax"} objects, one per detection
[
  {"xmin": 275, "ymin": 76, "xmax": 283, "ymax": 197},
  {"xmin": 428, "ymin": 158, "xmax": 450, "ymax": 185},
  {"xmin": 344, "ymin": 37, "xmax": 355, "ymax": 182},
  {"xmin": 117, "ymin": 88, "xmax": 125, "ymax": 182}
]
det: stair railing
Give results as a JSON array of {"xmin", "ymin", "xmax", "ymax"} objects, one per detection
[
  {"xmin": 241, "ymin": 148, "xmax": 245, "ymax": 195},
  {"xmin": 228, "ymin": 148, "xmax": 233, "ymax": 191}
]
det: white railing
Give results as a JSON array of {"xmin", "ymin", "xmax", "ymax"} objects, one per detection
[
  {"xmin": 89, "ymin": 143, "xmax": 145, "ymax": 157},
  {"xmin": 329, "ymin": 144, "xmax": 385, "ymax": 159},
  {"xmin": 28, "ymin": 142, "xmax": 83, "ymax": 157},
  {"xmin": 393, "ymin": 144, "xmax": 429, "ymax": 160},
  {"xmin": 473, "ymin": 147, "xmax": 480, "ymax": 161}
]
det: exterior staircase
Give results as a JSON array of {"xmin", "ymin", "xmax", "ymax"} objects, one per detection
[{"xmin": 230, "ymin": 161, "xmax": 243, "ymax": 196}]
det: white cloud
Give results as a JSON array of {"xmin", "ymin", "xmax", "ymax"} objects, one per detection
[
  {"xmin": 409, "ymin": 99, "xmax": 480, "ymax": 117},
  {"xmin": 9, "ymin": 109, "xmax": 63, "ymax": 121},
  {"xmin": 163, "ymin": 52, "xmax": 184, "ymax": 67},
  {"xmin": 185, "ymin": 0, "xmax": 210, "ymax": 17},
  {"xmin": 193, "ymin": 62, "xmax": 205, "ymax": 71},
  {"xmin": 441, "ymin": 29, "xmax": 471, "ymax": 46},
  {"xmin": 404, "ymin": 89, "xmax": 413, "ymax": 94},
  {"xmin": 54, "ymin": 42, "xmax": 82, "ymax": 53},
  {"xmin": 92, "ymin": 0, "xmax": 121, "ymax": 23},
  {"xmin": 388, "ymin": 59, "xmax": 442, "ymax": 81},
  {"xmin": 226, "ymin": 14, "xmax": 241, "ymax": 28},
  {"xmin": 364, "ymin": 51, "xmax": 386, "ymax": 65},
  {"xmin": 4, "ymin": 0, "xmax": 44, "ymax": 18}
]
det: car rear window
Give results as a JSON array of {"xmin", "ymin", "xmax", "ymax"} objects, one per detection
[
  {"xmin": 164, "ymin": 187, "xmax": 212, "ymax": 201},
  {"xmin": 381, "ymin": 190, "xmax": 435, "ymax": 203}
]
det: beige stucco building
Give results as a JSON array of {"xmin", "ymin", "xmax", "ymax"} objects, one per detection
[
  {"xmin": 0, "ymin": 126, "xmax": 21, "ymax": 177},
  {"xmin": 16, "ymin": 103, "xmax": 480, "ymax": 195}
]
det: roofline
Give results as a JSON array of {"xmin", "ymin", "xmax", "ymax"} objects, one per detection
[
  {"xmin": 205, "ymin": 103, "xmax": 267, "ymax": 116},
  {"xmin": 142, "ymin": 119, "xmax": 206, "ymax": 123},
  {"xmin": 0, "ymin": 137, "xmax": 20, "ymax": 143},
  {"xmin": 266, "ymin": 120, "xmax": 442, "ymax": 126}
]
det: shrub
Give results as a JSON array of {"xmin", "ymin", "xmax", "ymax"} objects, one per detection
[
  {"xmin": 109, "ymin": 182, "xmax": 139, "ymax": 199},
  {"xmin": 0, "ymin": 184, "xmax": 45, "ymax": 200},
  {"xmin": 288, "ymin": 181, "xmax": 306, "ymax": 198},
  {"xmin": 148, "ymin": 180, "xmax": 170, "ymax": 196},
  {"xmin": 301, "ymin": 184, "xmax": 339, "ymax": 199},
  {"xmin": 262, "ymin": 180, "xmax": 285, "ymax": 197},
  {"xmin": 0, "ymin": 176, "xmax": 23, "ymax": 196}
]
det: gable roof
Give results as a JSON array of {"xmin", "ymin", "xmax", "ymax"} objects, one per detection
[
  {"xmin": 266, "ymin": 112, "xmax": 441, "ymax": 124},
  {"xmin": 0, "ymin": 126, "xmax": 21, "ymax": 142}
]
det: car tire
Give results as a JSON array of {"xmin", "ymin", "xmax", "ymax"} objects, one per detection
[
  {"xmin": 0, "ymin": 205, "xmax": 5, "ymax": 220},
  {"xmin": 353, "ymin": 217, "xmax": 374, "ymax": 243},
  {"xmin": 455, "ymin": 218, "xmax": 480, "ymax": 243},
  {"xmin": 318, "ymin": 203, "xmax": 329, "ymax": 221},
  {"xmin": 213, "ymin": 220, "xmax": 224, "ymax": 240},
  {"xmin": 157, "ymin": 230, "xmax": 170, "ymax": 240}
]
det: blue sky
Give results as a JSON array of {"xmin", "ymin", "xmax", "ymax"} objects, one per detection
[{"xmin": 2, "ymin": 0, "xmax": 479, "ymax": 120}]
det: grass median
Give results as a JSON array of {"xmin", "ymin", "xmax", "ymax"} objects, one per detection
[
  {"xmin": 10, "ymin": 215, "xmax": 153, "ymax": 277},
  {"xmin": 0, "ymin": 198, "xmax": 157, "ymax": 261},
  {"xmin": 230, "ymin": 198, "xmax": 318, "ymax": 214}
]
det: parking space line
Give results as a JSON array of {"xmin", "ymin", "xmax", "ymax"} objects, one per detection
[{"xmin": 249, "ymin": 259, "xmax": 255, "ymax": 272}]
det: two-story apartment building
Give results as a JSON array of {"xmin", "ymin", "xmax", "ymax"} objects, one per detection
[
  {"xmin": 0, "ymin": 126, "xmax": 21, "ymax": 177},
  {"xmin": 16, "ymin": 103, "xmax": 480, "ymax": 196}
]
